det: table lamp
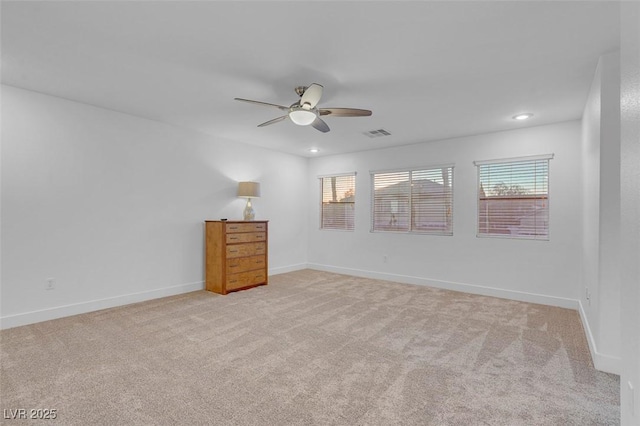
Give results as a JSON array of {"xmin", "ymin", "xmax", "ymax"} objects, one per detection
[{"xmin": 237, "ymin": 181, "xmax": 260, "ymax": 221}]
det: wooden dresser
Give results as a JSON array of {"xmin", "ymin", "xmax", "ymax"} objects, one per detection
[{"xmin": 205, "ymin": 220, "xmax": 268, "ymax": 294}]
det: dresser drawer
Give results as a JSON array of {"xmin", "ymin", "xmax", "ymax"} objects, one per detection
[
  {"xmin": 226, "ymin": 242, "xmax": 266, "ymax": 258},
  {"xmin": 226, "ymin": 222, "xmax": 267, "ymax": 233},
  {"xmin": 226, "ymin": 232, "xmax": 266, "ymax": 244},
  {"xmin": 226, "ymin": 270, "xmax": 267, "ymax": 291},
  {"xmin": 226, "ymin": 255, "xmax": 266, "ymax": 274}
]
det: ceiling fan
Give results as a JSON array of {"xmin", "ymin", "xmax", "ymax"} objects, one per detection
[{"xmin": 234, "ymin": 83, "xmax": 372, "ymax": 133}]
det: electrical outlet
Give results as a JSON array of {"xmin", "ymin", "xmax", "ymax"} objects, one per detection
[{"xmin": 45, "ymin": 278, "xmax": 56, "ymax": 290}]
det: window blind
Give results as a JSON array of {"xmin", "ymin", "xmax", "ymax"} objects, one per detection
[
  {"xmin": 371, "ymin": 166, "xmax": 453, "ymax": 234},
  {"xmin": 477, "ymin": 157, "xmax": 550, "ymax": 239},
  {"xmin": 320, "ymin": 174, "xmax": 355, "ymax": 231}
]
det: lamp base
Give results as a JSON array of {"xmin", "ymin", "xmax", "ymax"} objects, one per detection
[{"xmin": 243, "ymin": 198, "xmax": 255, "ymax": 221}]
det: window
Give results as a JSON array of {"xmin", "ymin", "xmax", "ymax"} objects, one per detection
[
  {"xmin": 320, "ymin": 173, "xmax": 356, "ymax": 230},
  {"xmin": 371, "ymin": 166, "xmax": 453, "ymax": 235},
  {"xmin": 475, "ymin": 154, "xmax": 552, "ymax": 239}
]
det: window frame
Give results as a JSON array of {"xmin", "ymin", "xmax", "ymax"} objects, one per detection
[
  {"xmin": 474, "ymin": 154, "xmax": 553, "ymax": 240},
  {"xmin": 370, "ymin": 164, "xmax": 454, "ymax": 235},
  {"xmin": 319, "ymin": 172, "xmax": 356, "ymax": 232}
]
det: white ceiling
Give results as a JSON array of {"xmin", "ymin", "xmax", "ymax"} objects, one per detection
[{"xmin": 1, "ymin": 1, "xmax": 621, "ymax": 157}]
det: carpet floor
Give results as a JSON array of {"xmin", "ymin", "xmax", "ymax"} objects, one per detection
[{"xmin": 1, "ymin": 270, "xmax": 619, "ymax": 425}]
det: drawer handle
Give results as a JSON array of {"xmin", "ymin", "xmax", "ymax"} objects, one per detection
[
  {"xmin": 229, "ymin": 226, "xmax": 238, "ymax": 230},
  {"xmin": 229, "ymin": 249, "xmax": 238, "ymax": 253},
  {"xmin": 230, "ymin": 264, "xmax": 239, "ymax": 268},
  {"xmin": 255, "ymin": 275, "xmax": 262, "ymax": 279},
  {"xmin": 256, "ymin": 236, "xmax": 264, "ymax": 240},
  {"xmin": 230, "ymin": 280, "xmax": 237, "ymax": 284},
  {"xmin": 229, "ymin": 237, "xmax": 239, "ymax": 241}
]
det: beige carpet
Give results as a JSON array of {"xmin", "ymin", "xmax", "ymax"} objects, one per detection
[{"xmin": 1, "ymin": 270, "xmax": 619, "ymax": 425}]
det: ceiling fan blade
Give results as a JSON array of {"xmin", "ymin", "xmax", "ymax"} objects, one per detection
[
  {"xmin": 235, "ymin": 98, "xmax": 289, "ymax": 111},
  {"xmin": 258, "ymin": 115, "xmax": 288, "ymax": 127},
  {"xmin": 319, "ymin": 108, "xmax": 372, "ymax": 117},
  {"xmin": 300, "ymin": 83, "xmax": 323, "ymax": 109},
  {"xmin": 311, "ymin": 117, "xmax": 330, "ymax": 133}
]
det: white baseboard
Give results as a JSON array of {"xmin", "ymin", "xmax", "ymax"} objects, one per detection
[
  {"xmin": 4, "ymin": 263, "xmax": 620, "ymax": 377},
  {"xmin": 0, "ymin": 281, "xmax": 205, "ymax": 330},
  {"xmin": 309, "ymin": 264, "xmax": 623, "ymax": 374},
  {"xmin": 269, "ymin": 263, "xmax": 308, "ymax": 276},
  {"xmin": 577, "ymin": 300, "xmax": 621, "ymax": 375},
  {"xmin": 307, "ymin": 263, "xmax": 578, "ymax": 309},
  {"xmin": 0, "ymin": 263, "xmax": 311, "ymax": 330}
]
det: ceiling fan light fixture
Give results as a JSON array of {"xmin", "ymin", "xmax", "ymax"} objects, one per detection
[{"xmin": 289, "ymin": 109, "xmax": 317, "ymax": 126}]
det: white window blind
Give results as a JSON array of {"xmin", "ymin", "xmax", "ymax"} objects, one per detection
[
  {"xmin": 371, "ymin": 166, "xmax": 453, "ymax": 235},
  {"xmin": 476, "ymin": 156, "xmax": 551, "ymax": 239},
  {"xmin": 320, "ymin": 174, "xmax": 355, "ymax": 231}
]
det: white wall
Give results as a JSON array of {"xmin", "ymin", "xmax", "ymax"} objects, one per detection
[
  {"xmin": 619, "ymin": 2, "xmax": 640, "ymax": 423},
  {"xmin": 307, "ymin": 121, "xmax": 583, "ymax": 307},
  {"xmin": 0, "ymin": 85, "xmax": 308, "ymax": 328},
  {"xmin": 581, "ymin": 58, "xmax": 602, "ymax": 343},
  {"xmin": 580, "ymin": 52, "xmax": 622, "ymax": 375},
  {"xmin": 598, "ymin": 52, "xmax": 622, "ymax": 365}
]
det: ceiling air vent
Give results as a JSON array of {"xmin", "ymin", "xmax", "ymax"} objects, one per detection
[{"xmin": 363, "ymin": 129, "xmax": 392, "ymax": 138}]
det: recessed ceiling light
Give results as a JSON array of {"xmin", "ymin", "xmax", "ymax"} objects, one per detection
[
  {"xmin": 513, "ymin": 113, "xmax": 533, "ymax": 120},
  {"xmin": 309, "ymin": 148, "xmax": 319, "ymax": 153}
]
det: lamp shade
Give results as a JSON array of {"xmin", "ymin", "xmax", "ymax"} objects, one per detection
[
  {"xmin": 289, "ymin": 109, "xmax": 317, "ymax": 126},
  {"xmin": 237, "ymin": 181, "xmax": 261, "ymax": 198}
]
